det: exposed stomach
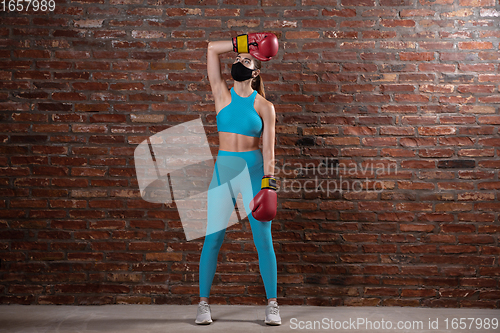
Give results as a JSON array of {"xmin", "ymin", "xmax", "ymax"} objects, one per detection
[{"xmin": 218, "ymin": 131, "xmax": 260, "ymax": 152}]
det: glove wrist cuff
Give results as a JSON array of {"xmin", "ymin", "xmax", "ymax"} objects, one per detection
[
  {"xmin": 233, "ymin": 34, "xmax": 249, "ymax": 53},
  {"xmin": 261, "ymin": 175, "xmax": 277, "ymax": 191}
]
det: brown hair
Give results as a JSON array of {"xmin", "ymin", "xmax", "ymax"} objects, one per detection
[{"xmin": 251, "ymin": 57, "xmax": 265, "ymax": 98}]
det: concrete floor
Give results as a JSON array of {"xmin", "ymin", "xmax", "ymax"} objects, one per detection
[{"xmin": 0, "ymin": 304, "xmax": 499, "ymax": 333}]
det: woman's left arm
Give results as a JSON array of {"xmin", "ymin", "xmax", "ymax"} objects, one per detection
[{"xmin": 261, "ymin": 102, "xmax": 276, "ymax": 176}]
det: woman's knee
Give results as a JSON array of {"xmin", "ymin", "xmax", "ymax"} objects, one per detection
[
  {"xmin": 256, "ymin": 240, "xmax": 274, "ymax": 254},
  {"xmin": 204, "ymin": 229, "xmax": 225, "ymax": 250},
  {"xmin": 252, "ymin": 230, "xmax": 274, "ymax": 254}
]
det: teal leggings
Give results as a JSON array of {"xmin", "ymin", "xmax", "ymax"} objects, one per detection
[{"xmin": 199, "ymin": 148, "xmax": 277, "ymax": 299}]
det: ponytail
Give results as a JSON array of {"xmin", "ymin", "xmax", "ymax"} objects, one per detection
[
  {"xmin": 252, "ymin": 75, "xmax": 265, "ymax": 99},
  {"xmin": 251, "ymin": 57, "xmax": 265, "ymax": 98}
]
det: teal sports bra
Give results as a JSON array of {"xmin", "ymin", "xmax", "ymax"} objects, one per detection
[{"xmin": 216, "ymin": 87, "xmax": 263, "ymax": 138}]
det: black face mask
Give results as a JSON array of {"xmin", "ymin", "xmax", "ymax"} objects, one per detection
[{"xmin": 231, "ymin": 61, "xmax": 256, "ymax": 82}]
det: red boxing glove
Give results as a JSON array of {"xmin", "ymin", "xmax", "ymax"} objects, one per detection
[
  {"xmin": 249, "ymin": 175, "xmax": 277, "ymax": 222},
  {"xmin": 232, "ymin": 32, "xmax": 279, "ymax": 61}
]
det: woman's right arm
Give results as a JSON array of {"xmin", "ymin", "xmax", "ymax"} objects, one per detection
[{"xmin": 207, "ymin": 40, "xmax": 233, "ymax": 103}]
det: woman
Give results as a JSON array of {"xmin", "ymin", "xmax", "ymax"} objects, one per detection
[{"xmin": 195, "ymin": 33, "xmax": 281, "ymax": 326}]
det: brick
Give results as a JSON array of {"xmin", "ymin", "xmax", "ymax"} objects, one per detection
[
  {"xmin": 458, "ymin": 41, "xmax": 493, "ymax": 50},
  {"xmin": 342, "ymin": 0, "xmax": 375, "ymax": 5},
  {"xmin": 459, "ymin": 0, "xmax": 495, "ymax": 5},
  {"xmin": 380, "ymin": 19, "xmax": 415, "ymax": 27},
  {"xmin": 400, "ymin": 52, "xmax": 434, "ymax": 61}
]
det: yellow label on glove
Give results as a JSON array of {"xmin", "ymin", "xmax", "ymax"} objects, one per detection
[
  {"xmin": 261, "ymin": 176, "xmax": 277, "ymax": 191},
  {"xmin": 236, "ymin": 35, "xmax": 249, "ymax": 53}
]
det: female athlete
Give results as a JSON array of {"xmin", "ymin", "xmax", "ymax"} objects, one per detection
[{"xmin": 195, "ymin": 33, "xmax": 280, "ymax": 326}]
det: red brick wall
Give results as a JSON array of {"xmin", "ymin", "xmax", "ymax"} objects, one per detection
[{"xmin": 1, "ymin": 0, "xmax": 499, "ymax": 307}]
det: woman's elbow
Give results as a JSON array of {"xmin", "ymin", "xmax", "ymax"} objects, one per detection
[{"xmin": 207, "ymin": 41, "xmax": 214, "ymax": 52}]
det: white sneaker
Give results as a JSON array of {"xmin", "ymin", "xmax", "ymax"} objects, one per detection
[
  {"xmin": 195, "ymin": 301, "xmax": 213, "ymax": 324},
  {"xmin": 265, "ymin": 301, "xmax": 281, "ymax": 325}
]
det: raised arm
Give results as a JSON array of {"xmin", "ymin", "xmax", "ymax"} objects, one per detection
[{"xmin": 207, "ymin": 40, "xmax": 233, "ymax": 103}]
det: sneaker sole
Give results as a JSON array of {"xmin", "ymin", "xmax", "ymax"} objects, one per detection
[
  {"xmin": 265, "ymin": 320, "xmax": 281, "ymax": 325},
  {"xmin": 195, "ymin": 319, "xmax": 213, "ymax": 325}
]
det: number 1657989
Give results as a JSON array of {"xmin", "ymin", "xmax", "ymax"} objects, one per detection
[{"xmin": 1, "ymin": 0, "xmax": 55, "ymax": 12}]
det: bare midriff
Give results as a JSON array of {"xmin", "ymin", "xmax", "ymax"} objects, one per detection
[{"xmin": 219, "ymin": 131, "xmax": 260, "ymax": 152}]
